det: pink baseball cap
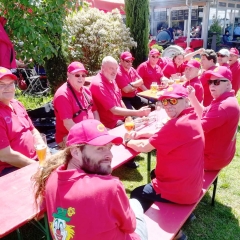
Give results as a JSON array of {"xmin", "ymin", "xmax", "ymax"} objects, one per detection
[
  {"xmin": 158, "ymin": 84, "xmax": 188, "ymax": 100},
  {"xmin": 67, "ymin": 62, "xmax": 88, "ymax": 74},
  {"xmin": 0, "ymin": 67, "xmax": 17, "ymax": 80},
  {"xmin": 120, "ymin": 51, "xmax": 135, "ymax": 60},
  {"xmin": 149, "ymin": 49, "xmax": 160, "ymax": 56},
  {"xmin": 229, "ymin": 48, "xmax": 239, "ymax": 56},
  {"xmin": 204, "ymin": 66, "xmax": 232, "ymax": 81},
  {"xmin": 185, "ymin": 47, "xmax": 194, "ymax": 53},
  {"xmin": 186, "ymin": 59, "xmax": 201, "ymax": 69},
  {"xmin": 66, "ymin": 119, "xmax": 123, "ymax": 147}
]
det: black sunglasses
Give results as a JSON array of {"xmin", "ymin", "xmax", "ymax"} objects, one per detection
[
  {"xmin": 124, "ymin": 60, "xmax": 133, "ymax": 63},
  {"xmin": 207, "ymin": 79, "xmax": 228, "ymax": 86},
  {"xmin": 217, "ymin": 54, "xmax": 227, "ymax": 58},
  {"xmin": 74, "ymin": 73, "xmax": 87, "ymax": 78}
]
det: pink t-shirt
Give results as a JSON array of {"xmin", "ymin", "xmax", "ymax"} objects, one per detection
[
  {"xmin": 200, "ymin": 65, "xmax": 216, "ymax": 107},
  {"xmin": 89, "ymin": 73, "xmax": 124, "ymax": 129},
  {"xmin": 202, "ymin": 91, "xmax": 240, "ymax": 170},
  {"xmin": 53, "ymin": 82, "xmax": 96, "ymax": 143},
  {"xmin": 115, "ymin": 65, "xmax": 140, "ymax": 97},
  {"xmin": 0, "ymin": 100, "xmax": 37, "ymax": 173},
  {"xmin": 157, "ymin": 57, "xmax": 172, "ymax": 70},
  {"xmin": 149, "ymin": 108, "xmax": 204, "ymax": 204},
  {"xmin": 183, "ymin": 76, "xmax": 204, "ymax": 103},
  {"xmin": 45, "ymin": 165, "xmax": 140, "ymax": 240},
  {"xmin": 230, "ymin": 60, "xmax": 240, "ymax": 95},
  {"xmin": 162, "ymin": 60, "xmax": 186, "ymax": 79},
  {"xmin": 137, "ymin": 60, "xmax": 163, "ymax": 89}
]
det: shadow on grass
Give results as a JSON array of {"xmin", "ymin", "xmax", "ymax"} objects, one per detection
[{"xmin": 183, "ymin": 192, "xmax": 240, "ymax": 239}]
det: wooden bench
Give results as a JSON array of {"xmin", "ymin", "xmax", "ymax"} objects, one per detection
[{"xmin": 144, "ymin": 170, "xmax": 220, "ymax": 240}]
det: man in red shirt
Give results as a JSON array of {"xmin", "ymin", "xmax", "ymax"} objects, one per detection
[
  {"xmin": 137, "ymin": 49, "xmax": 163, "ymax": 89},
  {"xmin": 89, "ymin": 56, "xmax": 151, "ymax": 129},
  {"xmin": 123, "ymin": 84, "xmax": 204, "ymax": 240},
  {"xmin": 216, "ymin": 48, "xmax": 230, "ymax": 68},
  {"xmin": 183, "ymin": 59, "xmax": 203, "ymax": 103},
  {"xmin": 53, "ymin": 61, "xmax": 99, "ymax": 148},
  {"xmin": 200, "ymin": 49, "xmax": 217, "ymax": 106},
  {"xmin": 0, "ymin": 67, "xmax": 41, "ymax": 176},
  {"xmin": 229, "ymin": 48, "xmax": 240, "ymax": 95},
  {"xmin": 188, "ymin": 66, "xmax": 239, "ymax": 170},
  {"xmin": 115, "ymin": 52, "xmax": 148, "ymax": 109},
  {"xmin": 33, "ymin": 119, "xmax": 148, "ymax": 240}
]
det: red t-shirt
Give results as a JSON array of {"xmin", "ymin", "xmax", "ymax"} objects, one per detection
[
  {"xmin": 89, "ymin": 73, "xmax": 124, "ymax": 129},
  {"xmin": 183, "ymin": 76, "xmax": 204, "ymax": 103},
  {"xmin": 45, "ymin": 165, "xmax": 140, "ymax": 240},
  {"xmin": 202, "ymin": 91, "xmax": 239, "ymax": 170},
  {"xmin": 137, "ymin": 60, "xmax": 163, "ymax": 89},
  {"xmin": 157, "ymin": 57, "xmax": 172, "ymax": 70},
  {"xmin": 53, "ymin": 82, "xmax": 96, "ymax": 143},
  {"xmin": 149, "ymin": 108, "xmax": 204, "ymax": 204},
  {"xmin": 230, "ymin": 60, "xmax": 240, "ymax": 95},
  {"xmin": 162, "ymin": 60, "xmax": 186, "ymax": 79},
  {"xmin": 200, "ymin": 65, "xmax": 216, "ymax": 107},
  {"xmin": 0, "ymin": 100, "xmax": 37, "ymax": 173},
  {"xmin": 115, "ymin": 65, "xmax": 140, "ymax": 97}
]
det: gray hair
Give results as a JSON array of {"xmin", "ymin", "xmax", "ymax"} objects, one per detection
[{"xmin": 102, "ymin": 56, "xmax": 118, "ymax": 66}]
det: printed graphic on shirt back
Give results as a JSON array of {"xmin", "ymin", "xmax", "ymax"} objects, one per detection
[{"xmin": 50, "ymin": 207, "xmax": 76, "ymax": 240}]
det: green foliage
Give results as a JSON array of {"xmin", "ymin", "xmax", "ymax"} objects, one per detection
[
  {"xmin": 208, "ymin": 18, "xmax": 222, "ymax": 47},
  {"xmin": 125, "ymin": 0, "xmax": 149, "ymax": 67},
  {"xmin": 150, "ymin": 44, "xmax": 163, "ymax": 53},
  {"xmin": 63, "ymin": 6, "xmax": 137, "ymax": 75}
]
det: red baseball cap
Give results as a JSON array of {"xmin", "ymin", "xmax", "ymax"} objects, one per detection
[
  {"xmin": 204, "ymin": 66, "xmax": 232, "ymax": 81},
  {"xmin": 120, "ymin": 51, "xmax": 135, "ymax": 60},
  {"xmin": 0, "ymin": 67, "xmax": 17, "ymax": 80},
  {"xmin": 66, "ymin": 119, "xmax": 123, "ymax": 147},
  {"xmin": 158, "ymin": 84, "xmax": 188, "ymax": 100},
  {"xmin": 229, "ymin": 48, "xmax": 239, "ymax": 56},
  {"xmin": 185, "ymin": 47, "xmax": 194, "ymax": 53},
  {"xmin": 67, "ymin": 62, "xmax": 88, "ymax": 74},
  {"xmin": 186, "ymin": 59, "xmax": 201, "ymax": 69},
  {"xmin": 149, "ymin": 49, "xmax": 160, "ymax": 56}
]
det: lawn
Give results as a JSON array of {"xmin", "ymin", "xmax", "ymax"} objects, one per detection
[{"xmin": 2, "ymin": 92, "xmax": 240, "ymax": 239}]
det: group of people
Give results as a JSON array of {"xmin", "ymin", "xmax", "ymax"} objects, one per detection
[{"xmin": 0, "ymin": 45, "xmax": 240, "ymax": 240}]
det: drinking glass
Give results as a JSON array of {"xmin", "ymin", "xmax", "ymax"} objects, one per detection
[
  {"xmin": 124, "ymin": 116, "xmax": 135, "ymax": 133},
  {"xmin": 33, "ymin": 133, "xmax": 47, "ymax": 167},
  {"xmin": 171, "ymin": 73, "xmax": 181, "ymax": 84},
  {"xmin": 155, "ymin": 101, "xmax": 162, "ymax": 129},
  {"xmin": 150, "ymin": 82, "xmax": 158, "ymax": 93}
]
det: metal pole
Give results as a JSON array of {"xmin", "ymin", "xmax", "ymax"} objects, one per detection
[{"xmin": 186, "ymin": 0, "xmax": 192, "ymax": 47}]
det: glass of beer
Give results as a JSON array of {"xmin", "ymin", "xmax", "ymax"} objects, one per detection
[
  {"xmin": 124, "ymin": 116, "xmax": 135, "ymax": 133},
  {"xmin": 33, "ymin": 133, "xmax": 47, "ymax": 167},
  {"xmin": 150, "ymin": 82, "xmax": 158, "ymax": 93}
]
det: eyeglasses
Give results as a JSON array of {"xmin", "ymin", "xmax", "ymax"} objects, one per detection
[
  {"xmin": 217, "ymin": 54, "xmax": 227, "ymax": 58},
  {"xmin": 161, "ymin": 98, "xmax": 182, "ymax": 106},
  {"xmin": 151, "ymin": 55, "xmax": 159, "ymax": 59},
  {"xmin": 124, "ymin": 60, "xmax": 133, "ymax": 63},
  {"xmin": 0, "ymin": 82, "xmax": 15, "ymax": 90},
  {"xmin": 207, "ymin": 79, "xmax": 228, "ymax": 86},
  {"xmin": 74, "ymin": 73, "xmax": 87, "ymax": 78}
]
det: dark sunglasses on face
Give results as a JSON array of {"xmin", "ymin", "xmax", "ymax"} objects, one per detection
[
  {"xmin": 161, "ymin": 98, "xmax": 182, "ymax": 106},
  {"xmin": 217, "ymin": 54, "xmax": 227, "ymax": 58},
  {"xmin": 207, "ymin": 79, "xmax": 228, "ymax": 86},
  {"xmin": 151, "ymin": 55, "xmax": 159, "ymax": 59},
  {"xmin": 124, "ymin": 60, "xmax": 133, "ymax": 63},
  {"xmin": 74, "ymin": 73, "xmax": 87, "ymax": 78}
]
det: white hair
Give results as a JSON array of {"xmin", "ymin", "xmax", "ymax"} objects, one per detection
[{"xmin": 102, "ymin": 56, "xmax": 118, "ymax": 66}]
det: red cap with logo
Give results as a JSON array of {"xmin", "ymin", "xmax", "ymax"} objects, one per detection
[
  {"xmin": 0, "ymin": 67, "xmax": 17, "ymax": 80},
  {"xmin": 204, "ymin": 66, "xmax": 232, "ymax": 81},
  {"xmin": 186, "ymin": 59, "xmax": 201, "ymax": 69},
  {"xmin": 120, "ymin": 51, "xmax": 135, "ymax": 60},
  {"xmin": 149, "ymin": 49, "xmax": 160, "ymax": 56},
  {"xmin": 67, "ymin": 61, "xmax": 88, "ymax": 74},
  {"xmin": 66, "ymin": 119, "xmax": 123, "ymax": 147},
  {"xmin": 158, "ymin": 84, "xmax": 188, "ymax": 100},
  {"xmin": 229, "ymin": 48, "xmax": 239, "ymax": 56}
]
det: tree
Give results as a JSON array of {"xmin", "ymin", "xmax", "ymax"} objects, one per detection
[
  {"xmin": 125, "ymin": 0, "xmax": 149, "ymax": 67},
  {"xmin": 63, "ymin": 6, "xmax": 137, "ymax": 74}
]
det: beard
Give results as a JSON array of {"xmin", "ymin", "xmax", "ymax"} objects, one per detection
[{"xmin": 81, "ymin": 154, "xmax": 112, "ymax": 175}]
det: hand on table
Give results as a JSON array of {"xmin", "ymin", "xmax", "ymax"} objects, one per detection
[{"xmin": 137, "ymin": 106, "xmax": 151, "ymax": 117}]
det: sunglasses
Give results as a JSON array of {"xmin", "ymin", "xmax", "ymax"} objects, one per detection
[
  {"xmin": 161, "ymin": 98, "xmax": 182, "ymax": 106},
  {"xmin": 124, "ymin": 60, "xmax": 133, "ymax": 63},
  {"xmin": 151, "ymin": 55, "xmax": 159, "ymax": 59},
  {"xmin": 207, "ymin": 79, "xmax": 228, "ymax": 86},
  {"xmin": 74, "ymin": 73, "xmax": 87, "ymax": 78},
  {"xmin": 217, "ymin": 54, "xmax": 227, "ymax": 58}
]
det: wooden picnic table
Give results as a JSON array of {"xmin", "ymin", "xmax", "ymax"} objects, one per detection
[{"xmin": 137, "ymin": 89, "xmax": 159, "ymax": 101}]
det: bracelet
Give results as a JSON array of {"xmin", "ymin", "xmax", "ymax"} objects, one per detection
[
  {"xmin": 125, "ymin": 139, "xmax": 131, "ymax": 147},
  {"xmin": 129, "ymin": 83, "xmax": 134, "ymax": 88}
]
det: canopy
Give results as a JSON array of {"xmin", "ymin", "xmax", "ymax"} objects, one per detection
[{"xmin": 86, "ymin": 0, "xmax": 125, "ymax": 14}]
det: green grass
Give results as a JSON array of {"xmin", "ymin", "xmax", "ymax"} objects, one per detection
[{"xmin": 2, "ymin": 93, "xmax": 240, "ymax": 239}]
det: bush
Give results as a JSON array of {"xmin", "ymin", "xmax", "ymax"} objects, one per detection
[{"xmin": 63, "ymin": 6, "xmax": 137, "ymax": 75}]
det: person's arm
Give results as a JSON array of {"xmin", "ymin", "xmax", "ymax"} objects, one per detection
[
  {"xmin": 63, "ymin": 119, "xmax": 75, "ymax": 131},
  {"xmin": 184, "ymin": 48, "xmax": 204, "ymax": 62},
  {"xmin": 110, "ymin": 106, "xmax": 151, "ymax": 117},
  {"xmin": 124, "ymin": 139, "xmax": 155, "ymax": 153},
  {"xmin": 93, "ymin": 110, "xmax": 100, "ymax": 120},
  {"xmin": 0, "ymin": 146, "xmax": 36, "ymax": 168},
  {"xmin": 187, "ymin": 85, "xmax": 204, "ymax": 118},
  {"xmin": 122, "ymin": 78, "xmax": 144, "ymax": 93}
]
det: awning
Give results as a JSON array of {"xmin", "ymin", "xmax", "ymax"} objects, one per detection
[{"xmin": 86, "ymin": 0, "xmax": 125, "ymax": 14}]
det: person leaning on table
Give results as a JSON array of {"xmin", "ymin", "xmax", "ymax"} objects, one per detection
[
  {"xmin": 53, "ymin": 61, "xmax": 100, "ymax": 148},
  {"xmin": 187, "ymin": 66, "xmax": 240, "ymax": 171},
  {"xmin": 33, "ymin": 119, "xmax": 148, "ymax": 240},
  {"xmin": 0, "ymin": 67, "xmax": 42, "ymax": 177}
]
